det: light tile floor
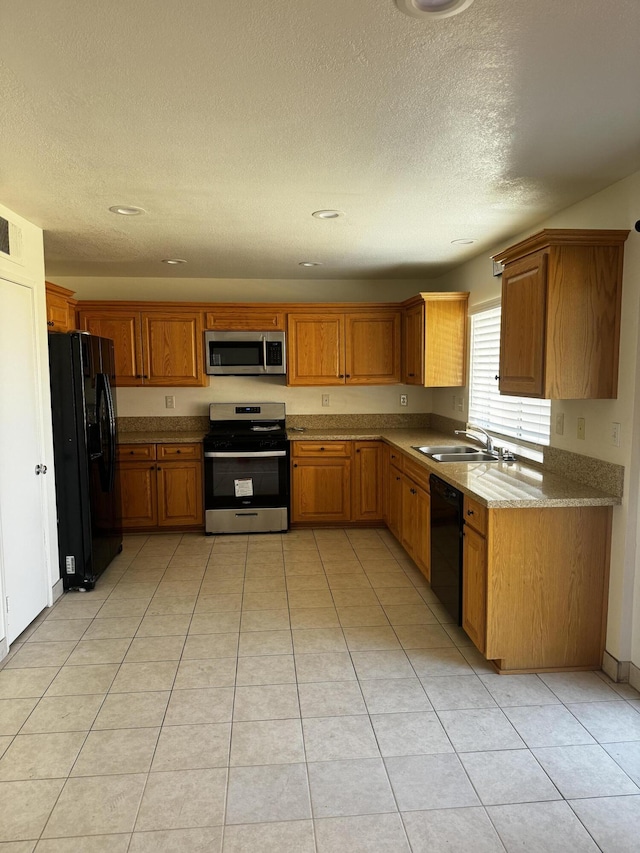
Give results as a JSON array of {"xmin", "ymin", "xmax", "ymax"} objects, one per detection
[{"xmin": 0, "ymin": 528, "xmax": 639, "ymax": 851}]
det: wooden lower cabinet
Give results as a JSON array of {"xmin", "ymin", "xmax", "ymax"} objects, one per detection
[
  {"xmin": 117, "ymin": 443, "xmax": 203, "ymax": 531},
  {"xmin": 352, "ymin": 441, "xmax": 384, "ymax": 522},
  {"xmin": 290, "ymin": 440, "xmax": 384, "ymax": 525},
  {"xmin": 462, "ymin": 524, "xmax": 487, "ymax": 654},
  {"xmin": 386, "ymin": 450, "xmax": 431, "ymax": 580},
  {"xmin": 462, "ymin": 501, "xmax": 612, "ymax": 673},
  {"xmin": 401, "ymin": 477, "xmax": 430, "ymax": 580}
]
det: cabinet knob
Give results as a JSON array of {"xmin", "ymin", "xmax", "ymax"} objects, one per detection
[
  {"xmin": 494, "ymin": 374, "xmax": 500, "ymax": 381},
  {"xmin": 338, "ymin": 374, "xmax": 344, "ymax": 379},
  {"xmin": 408, "ymin": 373, "xmax": 415, "ymax": 377},
  {"xmin": 150, "ymin": 464, "xmax": 155, "ymax": 470},
  {"xmin": 157, "ymin": 466, "xmax": 161, "ymax": 471},
  {"xmin": 320, "ymin": 447, "xmax": 325, "ymax": 451},
  {"xmin": 293, "ymin": 463, "xmax": 298, "ymax": 468},
  {"xmin": 47, "ymin": 320, "xmax": 54, "ymax": 327},
  {"xmin": 143, "ymin": 375, "xmax": 149, "ymax": 379},
  {"xmin": 346, "ymin": 374, "xmax": 350, "ymax": 378},
  {"xmin": 410, "ymin": 488, "xmax": 417, "ymax": 495},
  {"xmin": 467, "ymin": 508, "xmax": 474, "ymax": 516},
  {"xmin": 176, "ymin": 449, "xmax": 181, "ymax": 454},
  {"xmin": 356, "ymin": 448, "xmax": 360, "ymax": 453},
  {"xmin": 136, "ymin": 374, "xmax": 142, "ymax": 379},
  {"xmin": 395, "ymin": 476, "xmax": 401, "ymax": 481}
]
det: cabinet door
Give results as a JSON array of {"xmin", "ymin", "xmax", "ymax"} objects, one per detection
[
  {"xmin": 402, "ymin": 303, "xmax": 424, "ymax": 384},
  {"xmin": 352, "ymin": 441, "xmax": 383, "ymax": 522},
  {"xmin": 291, "ymin": 458, "xmax": 351, "ymax": 523},
  {"xmin": 156, "ymin": 460, "xmax": 204, "ymax": 527},
  {"xmin": 143, "ymin": 312, "xmax": 204, "ymax": 386},
  {"xmin": 462, "ymin": 524, "xmax": 487, "ymax": 653},
  {"xmin": 287, "ymin": 314, "xmax": 345, "ymax": 386},
  {"xmin": 402, "ymin": 478, "xmax": 430, "ymax": 579},
  {"xmin": 78, "ymin": 311, "xmax": 143, "ymax": 385},
  {"xmin": 345, "ymin": 311, "xmax": 401, "ymax": 384},
  {"xmin": 499, "ymin": 252, "xmax": 548, "ymax": 397},
  {"xmin": 388, "ymin": 465, "xmax": 403, "ymax": 540},
  {"xmin": 118, "ymin": 461, "xmax": 157, "ymax": 528},
  {"xmin": 412, "ymin": 484, "xmax": 430, "ymax": 580}
]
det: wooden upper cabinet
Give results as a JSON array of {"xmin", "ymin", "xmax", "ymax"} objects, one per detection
[
  {"xmin": 402, "ymin": 293, "xmax": 468, "ymax": 387},
  {"xmin": 345, "ymin": 311, "xmax": 401, "ymax": 385},
  {"xmin": 494, "ymin": 229, "xmax": 629, "ymax": 399},
  {"xmin": 287, "ymin": 313, "xmax": 345, "ymax": 385},
  {"xmin": 78, "ymin": 311, "xmax": 142, "ymax": 385},
  {"xmin": 499, "ymin": 253, "xmax": 548, "ymax": 397},
  {"xmin": 205, "ymin": 307, "xmax": 284, "ymax": 330},
  {"xmin": 45, "ymin": 282, "xmax": 76, "ymax": 332},
  {"xmin": 143, "ymin": 312, "xmax": 203, "ymax": 386},
  {"xmin": 77, "ymin": 306, "xmax": 206, "ymax": 387},
  {"xmin": 287, "ymin": 309, "xmax": 401, "ymax": 386},
  {"xmin": 402, "ymin": 303, "xmax": 424, "ymax": 384}
]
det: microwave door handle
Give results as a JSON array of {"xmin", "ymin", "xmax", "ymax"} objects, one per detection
[{"xmin": 262, "ymin": 336, "xmax": 268, "ymax": 369}]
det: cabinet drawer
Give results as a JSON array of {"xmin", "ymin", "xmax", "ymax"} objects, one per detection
[
  {"xmin": 388, "ymin": 449, "xmax": 403, "ymax": 471},
  {"xmin": 117, "ymin": 444, "xmax": 156, "ymax": 461},
  {"xmin": 293, "ymin": 441, "xmax": 351, "ymax": 457},
  {"xmin": 464, "ymin": 496, "xmax": 487, "ymax": 536},
  {"xmin": 402, "ymin": 455, "xmax": 431, "ymax": 492},
  {"xmin": 157, "ymin": 443, "xmax": 202, "ymax": 461}
]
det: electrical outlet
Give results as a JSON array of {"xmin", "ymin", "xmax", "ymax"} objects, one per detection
[
  {"xmin": 577, "ymin": 417, "xmax": 586, "ymax": 440},
  {"xmin": 400, "ymin": 394, "xmax": 408, "ymax": 407},
  {"xmin": 322, "ymin": 394, "xmax": 330, "ymax": 407},
  {"xmin": 456, "ymin": 397, "xmax": 463, "ymax": 412},
  {"xmin": 165, "ymin": 395, "xmax": 175, "ymax": 409},
  {"xmin": 555, "ymin": 413, "xmax": 564, "ymax": 435},
  {"xmin": 611, "ymin": 421, "xmax": 621, "ymax": 447}
]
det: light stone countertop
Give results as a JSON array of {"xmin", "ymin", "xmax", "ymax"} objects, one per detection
[
  {"xmin": 117, "ymin": 431, "xmax": 207, "ymax": 445},
  {"xmin": 116, "ymin": 426, "xmax": 620, "ymax": 509},
  {"xmin": 289, "ymin": 428, "xmax": 620, "ymax": 509}
]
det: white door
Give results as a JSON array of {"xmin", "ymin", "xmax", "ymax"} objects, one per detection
[{"xmin": 0, "ymin": 276, "xmax": 49, "ymax": 643}]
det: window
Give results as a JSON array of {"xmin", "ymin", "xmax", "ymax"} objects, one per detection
[{"xmin": 469, "ymin": 302, "xmax": 551, "ymax": 447}]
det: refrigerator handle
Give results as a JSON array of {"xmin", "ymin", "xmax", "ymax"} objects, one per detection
[{"xmin": 97, "ymin": 372, "xmax": 117, "ymax": 492}]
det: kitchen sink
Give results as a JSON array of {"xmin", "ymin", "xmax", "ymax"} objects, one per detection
[
  {"xmin": 412, "ymin": 445, "xmax": 479, "ymax": 456},
  {"xmin": 429, "ymin": 451, "xmax": 499, "ymax": 463}
]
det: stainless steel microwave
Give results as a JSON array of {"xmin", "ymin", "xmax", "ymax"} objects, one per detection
[{"xmin": 204, "ymin": 330, "xmax": 286, "ymax": 375}]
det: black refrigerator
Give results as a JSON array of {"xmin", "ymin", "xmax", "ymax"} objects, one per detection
[{"xmin": 49, "ymin": 331, "xmax": 122, "ymax": 589}]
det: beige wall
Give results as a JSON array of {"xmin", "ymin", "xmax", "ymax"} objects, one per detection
[
  {"xmin": 54, "ymin": 276, "xmax": 421, "ymax": 304},
  {"xmin": 431, "ymin": 170, "xmax": 640, "ymax": 673}
]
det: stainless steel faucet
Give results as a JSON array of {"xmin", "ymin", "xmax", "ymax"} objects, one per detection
[{"xmin": 454, "ymin": 424, "xmax": 495, "ymax": 454}]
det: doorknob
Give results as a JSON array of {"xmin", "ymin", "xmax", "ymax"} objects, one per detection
[{"xmin": 35, "ymin": 464, "xmax": 47, "ymax": 475}]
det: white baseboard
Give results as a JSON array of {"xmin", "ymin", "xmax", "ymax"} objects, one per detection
[
  {"xmin": 51, "ymin": 578, "xmax": 64, "ymax": 603},
  {"xmin": 602, "ymin": 650, "xmax": 631, "ymax": 683},
  {"xmin": 0, "ymin": 636, "xmax": 8, "ymax": 664}
]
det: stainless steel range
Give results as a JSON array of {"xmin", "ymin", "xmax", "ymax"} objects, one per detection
[{"xmin": 203, "ymin": 402, "xmax": 289, "ymax": 534}]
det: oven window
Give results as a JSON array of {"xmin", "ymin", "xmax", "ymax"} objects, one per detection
[
  {"xmin": 210, "ymin": 341, "xmax": 262, "ymax": 367},
  {"xmin": 211, "ymin": 457, "xmax": 281, "ymax": 498}
]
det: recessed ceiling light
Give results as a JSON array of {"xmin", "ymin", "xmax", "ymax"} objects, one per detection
[
  {"xmin": 451, "ymin": 238, "xmax": 476, "ymax": 245},
  {"xmin": 161, "ymin": 258, "xmax": 187, "ymax": 265},
  {"xmin": 312, "ymin": 210, "xmax": 343, "ymax": 220},
  {"xmin": 395, "ymin": 0, "xmax": 475, "ymax": 19},
  {"xmin": 299, "ymin": 262, "xmax": 322, "ymax": 267},
  {"xmin": 109, "ymin": 205, "xmax": 145, "ymax": 216}
]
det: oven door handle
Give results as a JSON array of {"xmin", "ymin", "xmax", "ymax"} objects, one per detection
[{"xmin": 204, "ymin": 450, "xmax": 288, "ymax": 458}]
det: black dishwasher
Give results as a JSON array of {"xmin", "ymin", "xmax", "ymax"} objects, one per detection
[{"xmin": 429, "ymin": 474, "xmax": 464, "ymax": 624}]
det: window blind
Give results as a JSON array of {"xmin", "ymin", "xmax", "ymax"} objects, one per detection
[{"xmin": 469, "ymin": 306, "xmax": 551, "ymax": 446}]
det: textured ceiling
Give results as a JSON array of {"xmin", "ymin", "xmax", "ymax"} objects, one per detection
[{"xmin": 1, "ymin": 0, "xmax": 640, "ymax": 280}]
